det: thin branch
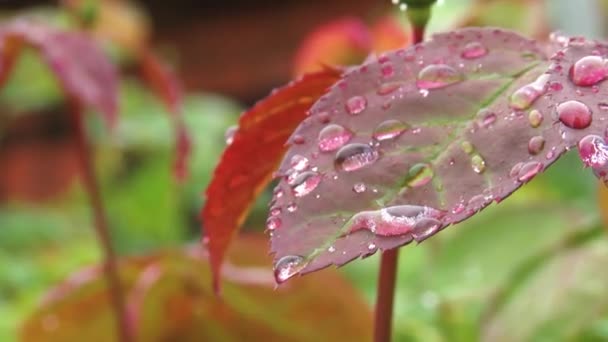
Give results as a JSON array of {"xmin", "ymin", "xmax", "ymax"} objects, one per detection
[
  {"xmin": 374, "ymin": 249, "xmax": 400, "ymax": 342},
  {"xmin": 70, "ymin": 102, "xmax": 132, "ymax": 342}
]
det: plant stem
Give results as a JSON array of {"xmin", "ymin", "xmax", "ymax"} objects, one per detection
[
  {"xmin": 374, "ymin": 249, "xmax": 400, "ymax": 342},
  {"xmin": 70, "ymin": 104, "xmax": 132, "ymax": 342}
]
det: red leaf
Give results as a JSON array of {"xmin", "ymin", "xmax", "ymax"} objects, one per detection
[
  {"xmin": 202, "ymin": 68, "xmax": 342, "ymax": 292},
  {"xmin": 139, "ymin": 49, "xmax": 191, "ymax": 181},
  {"xmin": 0, "ymin": 19, "xmax": 118, "ymax": 127}
]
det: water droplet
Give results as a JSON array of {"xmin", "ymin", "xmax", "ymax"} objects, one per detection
[
  {"xmin": 557, "ymin": 100, "xmax": 592, "ymax": 129},
  {"xmin": 292, "ymin": 134, "xmax": 306, "ymax": 144},
  {"xmin": 510, "ymin": 162, "xmax": 523, "ymax": 178},
  {"xmin": 381, "ymin": 64, "xmax": 395, "ymax": 78},
  {"xmin": 274, "ymin": 255, "xmax": 307, "ymax": 283},
  {"xmin": 471, "ymin": 155, "xmax": 486, "ymax": 173},
  {"xmin": 578, "ymin": 134, "xmax": 608, "ymax": 168},
  {"xmin": 517, "ymin": 161, "xmax": 543, "ymax": 182},
  {"xmin": 416, "ymin": 64, "xmax": 463, "ymax": 90},
  {"xmin": 377, "ymin": 82, "xmax": 403, "ymax": 95},
  {"xmin": 509, "ymin": 74, "xmax": 549, "ymax": 110},
  {"xmin": 266, "ymin": 216, "xmax": 281, "ymax": 230},
  {"xmin": 335, "ymin": 143, "xmax": 379, "ymax": 172},
  {"xmin": 346, "ymin": 205, "xmax": 445, "ymax": 236},
  {"xmin": 599, "ymin": 103, "xmax": 608, "ymax": 111},
  {"xmin": 373, "ymin": 120, "xmax": 409, "ymax": 141},
  {"xmin": 291, "ymin": 171, "xmax": 321, "ymax": 197},
  {"xmin": 478, "ymin": 109, "xmax": 497, "ymax": 128},
  {"xmin": 328, "ymin": 246, "xmax": 336, "ymax": 253},
  {"xmin": 528, "ymin": 109, "xmax": 543, "ymax": 128},
  {"xmin": 345, "ymin": 95, "xmax": 367, "ymax": 115},
  {"xmin": 353, "ymin": 182, "xmax": 367, "ymax": 193},
  {"xmin": 287, "ymin": 202, "xmax": 298, "ymax": 213},
  {"xmin": 451, "ymin": 202, "xmax": 465, "ymax": 214},
  {"xmin": 318, "ymin": 124, "xmax": 353, "ymax": 152},
  {"xmin": 461, "ymin": 141, "xmax": 474, "ymax": 154},
  {"xmin": 406, "ymin": 163, "xmax": 434, "ymax": 187},
  {"xmin": 224, "ymin": 125, "xmax": 238, "ymax": 145},
  {"xmin": 317, "ymin": 111, "xmax": 331, "ymax": 123},
  {"xmin": 411, "ymin": 218, "xmax": 442, "ymax": 242},
  {"xmin": 290, "ymin": 154, "xmax": 309, "ymax": 171},
  {"xmin": 528, "ymin": 136, "xmax": 545, "ymax": 155},
  {"xmin": 461, "ymin": 41, "xmax": 488, "ymax": 59},
  {"xmin": 367, "ymin": 242, "xmax": 376, "ymax": 250},
  {"xmin": 270, "ymin": 206, "xmax": 282, "ymax": 216},
  {"xmin": 569, "ymin": 55, "xmax": 608, "ymax": 86}
]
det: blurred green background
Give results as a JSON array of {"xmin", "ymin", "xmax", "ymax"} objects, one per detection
[{"xmin": 2, "ymin": 0, "xmax": 608, "ymax": 341}]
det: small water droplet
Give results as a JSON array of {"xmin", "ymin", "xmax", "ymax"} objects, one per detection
[
  {"xmin": 224, "ymin": 125, "xmax": 238, "ymax": 145},
  {"xmin": 471, "ymin": 154, "xmax": 486, "ymax": 173},
  {"xmin": 292, "ymin": 134, "xmax": 306, "ymax": 144},
  {"xmin": 266, "ymin": 216, "xmax": 282, "ymax": 230},
  {"xmin": 416, "ymin": 64, "xmax": 463, "ymax": 90},
  {"xmin": 461, "ymin": 141, "xmax": 474, "ymax": 154},
  {"xmin": 406, "ymin": 163, "xmax": 434, "ymax": 187},
  {"xmin": 451, "ymin": 202, "xmax": 465, "ymax": 214},
  {"xmin": 318, "ymin": 124, "xmax": 353, "ymax": 152},
  {"xmin": 367, "ymin": 242, "xmax": 376, "ymax": 250},
  {"xmin": 377, "ymin": 82, "xmax": 403, "ymax": 95},
  {"xmin": 353, "ymin": 182, "xmax": 367, "ymax": 193},
  {"xmin": 528, "ymin": 136, "xmax": 545, "ymax": 155},
  {"xmin": 461, "ymin": 41, "xmax": 488, "ymax": 59},
  {"xmin": 291, "ymin": 171, "xmax": 321, "ymax": 197},
  {"xmin": 509, "ymin": 74, "xmax": 549, "ymax": 110},
  {"xmin": 345, "ymin": 95, "xmax": 368, "ymax": 115},
  {"xmin": 569, "ymin": 55, "xmax": 608, "ymax": 86},
  {"xmin": 317, "ymin": 111, "xmax": 330, "ymax": 123},
  {"xmin": 517, "ymin": 161, "xmax": 543, "ymax": 182},
  {"xmin": 599, "ymin": 103, "xmax": 608, "ymax": 111},
  {"xmin": 287, "ymin": 202, "xmax": 298, "ymax": 213},
  {"xmin": 274, "ymin": 255, "xmax": 307, "ymax": 283},
  {"xmin": 270, "ymin": 206, "xmax": 281, "ymax": 216},
  {"xmin": 328, "ymin": 246, "xmax": 336, "ymax": 253},
  {"xmin": 578, "ymin": 134, "xmax": 608, "ymax": 168},
  {"xmin": 478, "ymin": 109, "xmax": 497, "ymax": 128},
  {"xmin": 557, "ymin": 100, "xmax": 592, "ymax": 129},
  {"xmin": 381, "ymin": 64, "xmax": 395, "ymax": 78},
  {"xmin": 373, "ymin": 119, "xmax": 409, "ymax": 141},
  {"xmin": 290, "ymin": 154, "xmax": 309, "ymax": 171},
  {"xmin": 528, "ymin": 109, "xmax": 543, "ymax": 128},
  {"xmin": 335, "ymin": 143, "xmax": 379, "ymax": 172}
]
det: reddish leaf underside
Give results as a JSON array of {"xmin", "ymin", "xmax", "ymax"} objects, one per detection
[
  {"xmin": 268, "ymin": 27, "xmax": 571, "ymax": 283},
  {"xmin": 21, "ymin": 235, "xmax": 373, "ymax": 342},
  {"xmin": 0, "ymin": 19, "xmax": 118, "ymax": 127},
  {"xmin": 202, "ymin": 68, "xmax": 342, "ymax": 291},
  {"xmin": 139, "ymin": 49, "xmax": 191, "ymax": 181}
]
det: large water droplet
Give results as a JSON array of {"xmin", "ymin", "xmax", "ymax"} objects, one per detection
[
  {"xmin": 291, "ymin": 171, "xmax": 321, "ymax": 197},
  {"xmin": 461, "ymin": 41, "xmax": 488, "ymax": 59},
  {"xmin": 406, "ymin": 163, "xmax": 434, "ymax": 187},
  {"xmin": 509, "ymin": 74, "xmax": 549, "ymax": 110},
  {"xmin": 290, "ymin": 154, "xmax": 309, "ymax": 171},
  {"xmin": 528, "ymin": 109, "xmax": 543, "ymax": 128},
  {"xmin": 318, "ymin": 124, "xmax": 353, "ymax": 152},
  {"xmin": 528, "ymin": 136, "xmax": 545, "ymax": 155},
  {"xmin": 274, "ymin": 255, "xmax": 307, "ymax": 283},
  {"xmin": 373, "ymin": 120, "xmax": 409, "ymax": 141},
  {"xmin": 471, "ymin": 154, "xmax": 486, "ymax": 174},
  {"xmin": 345, "ymin": 95, "xmax": 368, "ymax": 115},
  {"xmin": 557, "ymin": 100, "xmax": 592, "ymax": 129},
  {"xmin": 335, "ymin": 143, "xmax": 379, "ymax": 172},
  {"xmin": 416, "ymin": 64, "xmax": 463, "ymax": 90},
  {"xmin": 517, "ymin": 161, "xmax": 543, "ymax": 182},
  {"xmin": 346, "ymin": 205, "xmax": 445, "ymax": 236},
  {"xmin": 570, "ymin": 55, "xmax": 608, "ymax": 86},
  {"xmin": 578, "ymin": 134, "xmax": 608, "ymax": 168},
  {"xmin": 224, "ymin": 125, "xmax": 238, "ymax": 145}
]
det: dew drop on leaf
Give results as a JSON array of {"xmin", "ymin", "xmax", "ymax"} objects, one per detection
[
  {"xmin": 528, "ymin": 136, "xmax": 545, "ymax": 155},
  {"xmin": 367, "ymin": 242, "xmax": 376, "ymax": 250},
  {"xmin": 516, "ymin": 161, "xmax": 543, "ymax": 182},
  {"xmin": 318, "ymin": 124, "xmax": 353, "ymax": 152},
  {"xmin": 353, "ymin": 182, "xmax": 367, "ymax": 193},
  {"xmin": 528, "ymin": 109, "xmax": 543, "ymax": 128},
  {"xmin": 377, "ymin": 81, "xmax": 403, "ymax": 95},
  {"xmin": 274, "ymin": 255, "xmax": 307, "ymax": 283},
  {"xmin": 416, "ymin": 64, "xmax": 463, "ymax": 90},
  {"xmin": 461, "ymin": 41, "xmax": 488, "ymax": 59},
  {"xmin": 509, "ymin": 74, "xmax": 549, "ymax": 110},
  {"xmin": 478, "ymin": 109, "xmax": 497, "ymax": 128},
  {"xmin": 373, "ymin": 119, "xmax": 409, "ymax": 141},
  {"xmin": 578, "ymin": 134, "xmax": 608, "ymax": 168},
  {"xmin": 346, "ymin": 205, "xmax": 445, "ymax": 236},
  {"xmin": 557, "ymin": 100, "xmax": 592, "ymax": 129},
  {"xmin": 224, "ymin": 125, "xmax": 238, "ymax": 145},
  {"xmin": 345, "ymin": 95, "xmax": 368, "ymax": 115},
  {"xmin": 569, "ymin": 55, "xmax": 608, "ymax": 87},
  {"xmin": 471, "ymin": 154, "xmax": 486, "ymax": 174},
  {"xmin": 406, "ymin": 163, "xmax": 434, "ymax": 187},
  {"xmin": 411, "ymin": 218, "xmax": 442, "ymax": 242},
  {"xmin": 286, "ymin": 202, "xmax": 298, "ymax": 213},
  {"xmin": 461, "ymin": 141, "xmax": 474, "ymax": 154},
  {"xmin": 290, "ymin": 154, "xmax": 309, "ymax": 171},
  {"xmin": 266, "ymin": 216, "xmax": 282, "ymax": 230},
  {"xmin": 291, "ymin": 171, "xmax": 321, "ymax": 197},
  {"xmin": 335, "ymin": 143, "xmax": 379, "ymax": 172}
]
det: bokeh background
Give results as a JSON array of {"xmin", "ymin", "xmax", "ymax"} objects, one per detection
[{"xmin": 2, "ymin": 0, "xmax": 608, "ymax": 341}]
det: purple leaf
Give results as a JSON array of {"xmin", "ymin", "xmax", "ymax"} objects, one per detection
[{"xmin": 268, "ymin": 28, "xmax": 561, "ymax": 283}]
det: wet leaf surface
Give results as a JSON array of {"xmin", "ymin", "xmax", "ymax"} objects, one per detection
[
  {"xmin": 0, "ymin": 19, "xmax": 118, "ymax": 127},
  {"xmin": 269, "ymin": 27, "xmax": 564, "ymax": 282},
  {"xmin": 202, "ymin": 68, "xmax": 342, "ymax": 290},
  {"xmin": 20, "ymin": 235, "xmax": 372, "ymax": 342}
]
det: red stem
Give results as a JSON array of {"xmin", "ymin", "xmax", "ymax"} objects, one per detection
[
  {"xmin": 413, "ymin": 25, "xmax": 425, "ymax": 44},
  {"xmin": 70, "ymin": 104, "xmax": 132, "ymax": 342},
  {"xmin": 373, "ymin": 249, "xmax": 399, "ymax": 342}
]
